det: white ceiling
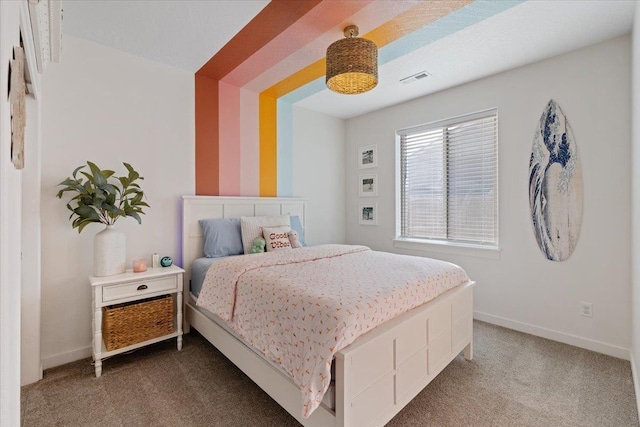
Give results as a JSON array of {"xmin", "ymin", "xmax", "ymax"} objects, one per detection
[
  {"xmin": 62, "ymin": 0, "xmax": 269, "ymax": 72},
  {"xmin": 62, "ymin": 0, "xmax": 636, "ymax": 119},
  {"xmin": 299, "ymin": 0, "xmax": 637, "ymax": 118}
]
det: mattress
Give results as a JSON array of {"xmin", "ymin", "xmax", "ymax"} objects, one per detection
[
  {"xmin": 189, "ymin": 293, "xmax": 336, "ymax": 410},
  {"xmin": 190, "ymin": 257, "xmax": 229, "ymax": 297}
]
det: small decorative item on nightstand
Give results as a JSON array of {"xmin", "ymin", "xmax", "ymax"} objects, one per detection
[
  {"xmin": 132, "ymin": 259, "xmax": 147, "ymax": 273},
  {"xmin": 160, "ymin": 256, "xmax": 173, "ymax": 267}
]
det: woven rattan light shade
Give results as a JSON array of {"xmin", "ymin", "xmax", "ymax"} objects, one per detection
[{"xmin": 326, "ymin": 26, "xmax": 378, "ymax": 95}]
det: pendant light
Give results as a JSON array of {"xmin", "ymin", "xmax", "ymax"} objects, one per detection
[{"xmin": 326, "ymin": 25, "xmax": 378, "ymax": 95}]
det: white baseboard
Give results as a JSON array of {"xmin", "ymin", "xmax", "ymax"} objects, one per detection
[
  {"xmin": 474, "ymin": 311, "xmax": 631, "ymax": 360},
  {"xmin": 42, "ymin": 346, "xmax": 92, "ymax": 370},
  {"xmin": 20, "ymin": 361, "xmax": 43, "ymax": 386},
  {"xmin": 631, "ymin": 352, "xmax": 640, "ymax": 418},
  {"xmin": 38, "ymin": 315, "xmax": 635, "ymax": 370}
]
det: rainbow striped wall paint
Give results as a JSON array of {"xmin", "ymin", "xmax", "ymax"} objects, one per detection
[{"xmin": 194, "ymin": 0, "xmax": 523, "ymax": 197}]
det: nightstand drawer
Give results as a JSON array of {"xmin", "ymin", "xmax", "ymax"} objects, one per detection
[{"xmin": 102, "ymin": 276, "xmax": 177, "ymax": 303}]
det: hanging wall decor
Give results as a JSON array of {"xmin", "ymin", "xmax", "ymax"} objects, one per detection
[
  {"xmin": 529, "ymin": 99, "xmax": 583, "ymax": 261},
  {"xmin": 359, "ymin": 202, "xmax": 377, "ymax": 225},
  {"xmin": 358, "ymin": 144, "xmax": 377, "ymax": 169},
  {"xmin": 358, "ymin": 173, "xmax": 378, "ymax": 197},
  {"xmin": 9, "ymin": 46, "xmax": 26, "ymax": 170}
]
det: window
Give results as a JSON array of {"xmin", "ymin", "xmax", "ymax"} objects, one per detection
[{"xmin": 397, "ymin": 109, "xmax": 498, "ymax": 246}]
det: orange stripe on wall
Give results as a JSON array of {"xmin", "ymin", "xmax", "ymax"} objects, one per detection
[
  {"xmin": 195, "ymin": 74, "xmax": 219, "ymax": 195},
  {"xmin": 259, "ymin": 93, "xmax": 277, "ymax": 197},
  {"xmin": 197, "ymin": 0, "xmax": 322, "ymax": 80}
]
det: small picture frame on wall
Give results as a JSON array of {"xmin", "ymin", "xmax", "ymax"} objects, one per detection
[
  {"xmin": 358, "ymin": 144, "xmax": 377, "ymax": 169},
  {"xmin": 359, "ymin": 202, "xmax": 377, "ymax": 225},
  {"xmin": 359, "ymin": 174, "xmax": 378, "ymax": 197}
]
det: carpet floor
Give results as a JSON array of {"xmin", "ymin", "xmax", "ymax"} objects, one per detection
[{"xmin": 21, "ymin": 321, "xmax": 638, "ymax": 427}]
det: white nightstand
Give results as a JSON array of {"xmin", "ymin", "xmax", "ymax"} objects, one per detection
[{"xmin": 90, "ymin": 265, "xmax": 184, "ymax": 377}]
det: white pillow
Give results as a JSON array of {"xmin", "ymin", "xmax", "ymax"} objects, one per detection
[
  {"xmin": 240, "ymin": 215, "xmax": 291, "ymax": 255},
  {"xmin": 262, "ymin": 226, "xmax": 292, "ymax": 252}
]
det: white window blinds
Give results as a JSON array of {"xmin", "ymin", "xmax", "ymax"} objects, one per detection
[{"xmin": 398, "ymin": 109, "xmax": 498, "ymax": 245}]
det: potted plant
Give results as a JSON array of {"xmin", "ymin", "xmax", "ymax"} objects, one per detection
[{"xmin": 56, "ymin": 161, "xmax": 149, "ymax": 276}]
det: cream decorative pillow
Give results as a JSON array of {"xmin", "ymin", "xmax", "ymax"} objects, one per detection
[
  {"xmin": 262, "ymin": 226, "xmax": 293, "ymax": 252},
  {"xmin": 240, "ymin": 215, "xmax": 291, "ymax": 255}
]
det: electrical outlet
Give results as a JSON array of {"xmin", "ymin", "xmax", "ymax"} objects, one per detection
[{"xmin": 581, "ymin": 302, "xmax": 593, "ymax": 317}]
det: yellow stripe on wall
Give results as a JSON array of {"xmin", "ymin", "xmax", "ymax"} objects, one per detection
[
  {"xmin": 259, "ymin": 93, "xmax": 278, "ymax": 196},
  {"xmin": 262, "ymin": 59, "xmax": 326, "ymax": 99}
]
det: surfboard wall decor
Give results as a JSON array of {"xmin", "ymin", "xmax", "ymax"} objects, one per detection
[{"xmin": 529, "ymin": 99, "xmax": 583, "ymax": 261}]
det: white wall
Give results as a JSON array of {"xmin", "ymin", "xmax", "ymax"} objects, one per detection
[
  {"xmin": 40, "ymin": 35, "xmax": 195, "ymax": 368},
  {"xmin": 346, "ymin": 35, "xmax": 631, "ymax": 358},
  {"xmin": 0, "ymin": 2, "xmax": 23, "ymax": 423},
  {"xmin": 21, "ymin": 94, "xmax": 42, "ymax": 385},
  {"xmin": 1, "ymin": 0, "xmax": 44, "ymax": 422},
  {"xmin": 630, "ymin": 2, "xmax": 640, "ymax": 409},
  {"xmin": 293, "ymin": 106, "xmax": 346, "ymax": 245}
]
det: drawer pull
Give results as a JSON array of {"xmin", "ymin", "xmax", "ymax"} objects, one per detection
[{"xmin": 137, "ymin": 284, "xmax": 148, "ymax": 291}]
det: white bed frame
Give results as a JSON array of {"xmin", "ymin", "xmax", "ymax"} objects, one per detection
[{"xmin": 181, "ymin": 196, "xmax": 474, "ymax": 427}]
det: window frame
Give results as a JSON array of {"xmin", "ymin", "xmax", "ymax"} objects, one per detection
[{"xmin": 394, "ymin": 108, "xmax": 500, "ymax": 259}]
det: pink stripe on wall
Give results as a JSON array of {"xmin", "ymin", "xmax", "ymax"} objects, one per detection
[
  {"xmin": 240, "ymin": 88, "xmax": 260, "ymax": 196},
  {"xmin": 218, "ymin": 81, "xmax": 241, "ymax": 196},
  {"xmin": 222, "ymin": 1, "xmax": 373, "ymax": 89},
  {"xmin": 242, "ymin": 0, "xmax": 418, "ymax": 93}
]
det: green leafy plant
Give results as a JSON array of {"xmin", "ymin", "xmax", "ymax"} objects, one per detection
[{"xmin": 56, "ymin": 161, "xmax": 150, "ymax": 233}]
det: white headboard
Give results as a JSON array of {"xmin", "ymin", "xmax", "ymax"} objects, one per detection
[{"xmin": 181, "ymin": 196, "xmax": 307, "ymax": 289}]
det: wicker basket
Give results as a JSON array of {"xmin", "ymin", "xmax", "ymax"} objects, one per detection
[{"xmin": 102, "ymin": 294, "xmax": 175, "ymax": 351}]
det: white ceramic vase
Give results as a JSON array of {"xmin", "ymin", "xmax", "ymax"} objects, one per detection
[{"xmin": 93, "ymin": 225, "xmax": 126, "ymax": 277}]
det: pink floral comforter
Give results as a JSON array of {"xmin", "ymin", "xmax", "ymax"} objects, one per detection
[{"xmin": 196, "ymin": 244, "xmax": 469, "ymax": 418}]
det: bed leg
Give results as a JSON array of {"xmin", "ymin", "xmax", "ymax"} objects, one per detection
[{"xmin": 463, "ymin": 342, "xmax": 473, "ymax": 360}]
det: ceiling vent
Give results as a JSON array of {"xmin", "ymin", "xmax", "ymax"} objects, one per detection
[{"xmin": 400, "ymin": 71, "xmax": 430, "ymax": 84}]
